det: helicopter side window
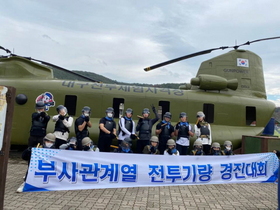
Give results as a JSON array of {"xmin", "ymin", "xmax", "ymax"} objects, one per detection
[
  {"xmin": 64, "ymin": 95, "xmax": 77, "ymax": 116},
  {"xmin": 246, "ymin": 106, "xmax": 256, "ymax": 126},
  {"xmin": 159, "ymin": 101, "xmax": 170, "ymax": 120},
  {"xmin": 113, "ymin": 98, "xmax": 125, "ymax": 118},
  {"xmin": 203, "ymin": 103, "xmax": 214, "ymax": 123}
]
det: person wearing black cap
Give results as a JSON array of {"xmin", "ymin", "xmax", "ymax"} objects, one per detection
[
  {"xmin": 28, "ymin": 101, "xmax": 50, "ymax": 147},
  {"xmin": 75, "ymin": 106, "xmax": 92, "ymax": 150},
  {"xmin": 174, "ymin": 112, "xmax": 194, "ymax": 155},
  {"xmin": 118, "ymin": 108, "xmax": 136, "ymax": 145},
  {"xmin": 155, "ymin": 112, "xmax": 174, "ymax": 154},
  {"xmin": 136, "ymin": 105, "xmax": 159, "ymax": 153},
  {"xmin": 98, "ymin": 107, "xmax": 117, "ymax": 152}
]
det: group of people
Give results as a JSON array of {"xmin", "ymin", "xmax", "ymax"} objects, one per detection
[
  {"xmin": 17, "ymin": 102, "xmax": 234, "ymax": 192},
  {"xmin": 27, "ymin": 101, "xmax": 235, "ymax": 156}
]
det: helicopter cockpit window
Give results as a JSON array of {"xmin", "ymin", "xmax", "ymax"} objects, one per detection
[
  {"xmin": 64, "ymin": 95, "xmax": 77, "ymax": 116},
  {"xmin": 246, "ymin": 106, "xmax": 256, "ymax": 126},
  {"xmin": 203, "ymin": 103, "xmax": 214, "ymax": 123},
  {"xmin": 113, "ymin": 98, "xmax": 124, "ymax": 118},
  {"xmin": 159, "ymin": 101, "xmax": 170, "ymax": 120}
]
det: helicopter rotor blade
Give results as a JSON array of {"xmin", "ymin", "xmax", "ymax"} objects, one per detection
[
  {"xmin": 29, "ymin": 57, "xmax": 100, "ymax": 83},
  {"xmin": 234, "ymin": 36, "xmax": 280, "ymax": 49},
  {"xmin": 144, "ymin": 46, "xmax": 229, "ymax": 72},
  {"xmin": 144, "ymin": 36, "xmax": 280, "ymax": 71},
  {"xmin": 0, "ymin": 46, "xmax": 11, "ymax": 54},
  {"xmin": 1, "ymin": 49, "xmax": 101, "ymax": 83}
]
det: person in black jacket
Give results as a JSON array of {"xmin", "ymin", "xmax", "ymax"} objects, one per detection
[
  {"xmin": 98, "ymin": 107, "xmax": 117, "ymax": 152},
  {"xmin": 75, "ymin": 106, "xmax": 92, "ymax": 150},
  {"xmin": 136, "ymin": 105, "xmax": 159, "ymax": 153},
  {"xmin": 155, "ymin": 112, "xmax": 174, "ymax": 154},
  {"xmin": 174, "ymin": 112, "xmax": 194, "ymax": 155},
  {"xmin": 28, "ymin": 101, "xmax": 50, "ymax": 147}
]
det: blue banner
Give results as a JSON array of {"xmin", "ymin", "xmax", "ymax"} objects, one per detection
[{"xmin": 23, "ymin": 148, "xmax": 279, "ymax": 192}]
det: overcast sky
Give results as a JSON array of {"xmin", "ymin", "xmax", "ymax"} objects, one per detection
[{"xmin": 1, "ymin": 0, "xmax": 280, "ymax": 106}]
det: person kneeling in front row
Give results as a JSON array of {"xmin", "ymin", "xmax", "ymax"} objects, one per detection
[{"xmin": 164, "ymin": 139, "xmax": 180, "ymax": 156}]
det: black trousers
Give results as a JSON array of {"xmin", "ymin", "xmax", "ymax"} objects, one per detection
[
  {"xmin": 98, "ymin": 137, "xmax": 113, "ymax": 152},
  {"xmin": 28, "ymin": 136, "xmax": 44, "ymax": 147},
  {"xmin": 55, "ymin": 138, "xmax": 67, "ymax": 149},
  {"xmin": 203, "ymin": 144, "xmax": 211, "ymax": 155},
  {"xmin": 176, "ymin": 144, "xmax": 189, "ymax": 155},
  {"xmin": 158, "ymin": 137, "xmax": 169, "ymax": 154},
  {"xmin": 136, "ymin": 140, "xmax": 150, "ymax": 153}
]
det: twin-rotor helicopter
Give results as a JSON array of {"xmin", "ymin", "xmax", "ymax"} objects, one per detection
[{"xmin": 0, "ymin": 36, "xmax": 279, "ymax": 151}]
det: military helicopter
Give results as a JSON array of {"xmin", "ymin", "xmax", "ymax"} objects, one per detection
[{"xmin": 0, "ymin": 37, "xmax": 279, "ymax": 151}]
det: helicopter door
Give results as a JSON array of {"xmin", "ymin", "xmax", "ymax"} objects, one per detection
[
  {"xmin": 113, "ymin": 98, "xmax": 124, "ymax": 118},
  {"xmin": 159, "ymin": 101, "xmax": 170, "ymax": 120},
  {"xmin": 64, "ymin": 95, "xmax": 77, "ymax": 116},
  {"xmin": 246, "ymin": 106, "xmax": 256, "ymax": 126},
  {"xmin": 203, "ymin": 103, "xmax": 214, "ymax": 123}
]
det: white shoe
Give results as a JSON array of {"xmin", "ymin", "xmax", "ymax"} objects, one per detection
[
  {"xmin": 23, "ymin": 175, "xmax": 25, "ymax": 180},
  {"xmin": 16, "ymin": 182, "xmax": 25, "ymax": 193}
]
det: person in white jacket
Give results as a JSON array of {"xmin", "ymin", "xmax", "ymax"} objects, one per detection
[
  {"xmin": 52, "ymin": 105, "xmax": 73, "ymax": 148},
  {"xmin": 164, "ymin": 139, "xmax": 180, "ymax": 156},
  {"xmin": 118, "ymin": 108, "xmax": 136, "ymax": 145},
  {"xmin": 194, "ymin": 111, "xmax": 212, "ymax": 155}
]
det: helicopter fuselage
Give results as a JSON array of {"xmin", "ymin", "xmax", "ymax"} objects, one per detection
[{"xmin": 0, "ymin": 78, "xmax": 274, "ymax": 149}]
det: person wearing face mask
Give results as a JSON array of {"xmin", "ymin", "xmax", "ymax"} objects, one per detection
[
  {"xmin": 136, "ymin": 105, "xmax": 159, "ymax": 153},
  {"xmin": 59, "ymin": 137, "xmax": 78, "ymax": 150},
  {"xmin": 118, "ymin": 108, "xmax": 136, "ymax": 145},
  {"xmin": 189, "ymin": 140, "xmax": 205, "ymax": 155},
  {"xmin": 53, "ymin": 105, "xmax": 73, "ymax": 149},
  {"xmin": 156, "ymin": 112, "xmax": 174, "ymax": 154},
  {"xmin": 41, "ymin": 133, "xmax": 56, "ymax": 148},
  {"xmin": 82, "ymin": 137, "xmax": 99, "ymax": 152},
  {"xmin": 17, "ymin": 133, "xmax": 56, "ymax": 193},
  {"xmin": 75, "ymin": 106, "xmax": 92, "ymax": 150},
  {"xmin": 98, "ymin": 107, "xmax": 117, "ymax": 152},
  {"xmin": 194, "ymin": 111, "xmax": 212, "ymax": 155},
  {"xmin": 28, "ymin": 101, "xmax": 50, "ymax": 147},
  {"xmin": 209, "ymin": 142, "xmax": 224, "ymax": 156},
  {"xmin": 143, "ymin": 136, "xmax": 160, "ymax": 154},
  {"xmin": 164, "ymin": 139, "xmax": 180, "ymax": 155},
  {"xmin": 221, "ymin": 140, "xmax": 234, "ymax": 155},
  {"xmin": 174, "ymin": 112, "xmax": 194, "ymax": 155},
  {"xmin": 114, "ymin": 137, "xmax": 133, "ymax": 153}
]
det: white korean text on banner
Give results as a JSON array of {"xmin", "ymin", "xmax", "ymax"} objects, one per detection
[
  {"xmin": 0, "ymin": 86, "xmax": 7, "ymax": 151},
  {"xmin": 23, "ymin": 148, "xmax": 279, "ymax": 192}
]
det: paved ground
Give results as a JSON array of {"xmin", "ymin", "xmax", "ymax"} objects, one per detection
[{"xmin": 3, "ymin": 152, "xmax": 278, "ymax": 210}]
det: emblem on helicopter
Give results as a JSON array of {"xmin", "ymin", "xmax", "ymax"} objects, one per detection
[
  {"xmin": 237, "ymin": 58, "xmax": 249, "ymax": 67},
  {"xmin": 35, "ymin": 92, "xmax": 55, "ymax": 111}
]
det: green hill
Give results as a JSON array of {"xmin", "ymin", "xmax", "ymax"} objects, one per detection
[{"xmin": 47, "ymin": 65, "xmax": 185, "ymax": 89}]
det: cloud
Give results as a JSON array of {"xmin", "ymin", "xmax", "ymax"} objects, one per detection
[{"xmin": 1, "ymin": 0, "xmax": 280, "ymax": 105}]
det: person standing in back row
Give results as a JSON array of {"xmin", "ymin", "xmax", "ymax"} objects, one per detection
[
  {"xmin": 156, "ymin": 112, "xmax": 174, "ymax": 154},
  {"xmin": 194, "ymin": 111, "xmax": 212, "ymax": 155},
  {"xmin": 136, "ymin": 105, "xmax": 159, "ymax": 153},
  {"xmin": 28, "ymin": 101, "xmax": 50, "ymax": 147},
  {"xmin": 174, "ymin": 112, "xmax": 194, "ymax": 155},
  {"xmin": 118, "ymin": 108, "xmax": 136, "ymax": 145},
  {"xmin": 98, "ymin": 107, "xmax": 117, "ymax": 152},
  {"xmin": 53, "ymin": 105, "xmax": 73, "ymax": 149},
  {"xmin": 75, "ymin": 106, "xmax": 92, "ymax": 150}
]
